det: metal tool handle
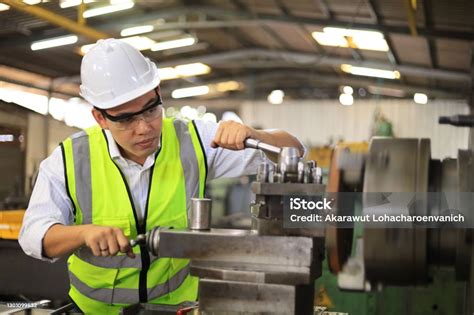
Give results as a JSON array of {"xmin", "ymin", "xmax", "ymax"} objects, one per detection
[
  {"xmin": 130, "ymin": 233, "xmax": 147, "ymax": 247},
  {"xmin": 244, "ymin": 138, "xmax": 282, "ymax": 155}
]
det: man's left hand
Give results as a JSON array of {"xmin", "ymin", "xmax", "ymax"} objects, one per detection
[{"xmin": 211, "ymin": 120, "xmax": 256, "ymax": 150}]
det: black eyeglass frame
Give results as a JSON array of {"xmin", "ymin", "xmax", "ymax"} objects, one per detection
[{"xmin": 97, "ymin": 89, "xmax": 163, "ymax": 123}]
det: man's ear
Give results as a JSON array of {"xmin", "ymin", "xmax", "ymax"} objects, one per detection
[{"xmin": 91, "ymin": 108, "xmax": 108, "ymax": 129}]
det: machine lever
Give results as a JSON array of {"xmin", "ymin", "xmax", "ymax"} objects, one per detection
[
  {"xmin": 244, "ymin": 138, "xmax": 282, "ymax": 155},
  {"xmin": 130, "ymin": 233, "xmax": 146, "ymax": 247}
]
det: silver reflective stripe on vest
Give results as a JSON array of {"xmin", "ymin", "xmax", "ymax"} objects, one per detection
[
  {"xmin": 173, "ymin": 119, "xmax": 201, "ymax": 213},
  {"xmin": 70, "ymin": 131, "xmax": 92, "ymax": 224},
  {"xmin": 69, "ymin": 264, "xmax": 190, "ymax": 304},
  {"xmin": 75, "ymin": 247, "xmax": 160, "ymax": 269},
  {"xmin": 147, "ymin": 263, "xmax": 191, "ymax": 300}
]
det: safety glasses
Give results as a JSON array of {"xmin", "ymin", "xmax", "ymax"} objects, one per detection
[{"xmin": 100, "ymin": 89, "xmax": 163, "ymax": 130}]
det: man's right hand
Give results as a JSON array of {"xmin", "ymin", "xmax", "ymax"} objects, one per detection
[
  {"xmin": 82, "ymin": 225, "xmax": 135, "ymax": 258},
  {"xmin": 42, "ymin": 223, "xmax": 136, "ymax": 259}
]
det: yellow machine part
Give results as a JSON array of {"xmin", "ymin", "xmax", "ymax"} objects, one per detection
[
  {"xmin": 0, "ymin": 210, "xmax": 25, "ymax": 240},
  {"xmin": 307, "ymin": 142, "xmax": 369, "ymax": 169}
]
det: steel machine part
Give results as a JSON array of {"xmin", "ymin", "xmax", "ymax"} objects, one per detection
[
  {"xmin": 188, "ymin": 198, "xmax": 212, "ymax": 230},
  {"xmin": 131, "ymin": 228, "xmax": 324, "ymax": 314},
  {"xmin": 439, "ymin": 115, "xmax": 474, "ymax": 127},
  {"xmin": 129, "ymin": 140, "xmax": 326, "ymax": 314},
  {"xmin": 325, "ymin": 146, "xmax": 362, "ymax": 274},
  {"xmin": 331, "ymin": 137, "xmax": 474, "ymax": 314},
  {"xmin": 250, "ymin": 141, "xmax": 324, "ymax": 237},
  {"xmin": 128, "ymin": 136, "xmax": 474, "ymax": 313},
  {"xmin": 243, "ymin": 138, "xmax": 282, "ymax": 155},
  {"xmin": 363, "ymin": 138, "xmax": 431, "ymax": 285}
]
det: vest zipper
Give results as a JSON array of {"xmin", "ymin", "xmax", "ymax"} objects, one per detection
[
  {"xmin": 102, "ymin": 130, "xmax": 161, "ymax": 303},
  {"xmin": 112, "ymin": 164, "xmax": 150, "ymax": 302},
  {"xmin": 139, "ymin": 145, "xmax": 161, "ymax": 302}
]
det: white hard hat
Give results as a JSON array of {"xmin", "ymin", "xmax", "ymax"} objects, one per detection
[{"xmin": 79, "ymin": 38, "xmax": 161, "ymax": 109}]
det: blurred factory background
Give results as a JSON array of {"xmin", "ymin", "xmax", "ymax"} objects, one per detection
[{"xmin": 0, "ymin": 0, "xmax": 472, "ymax": 314}]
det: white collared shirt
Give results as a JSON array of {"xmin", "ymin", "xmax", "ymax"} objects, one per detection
[{"xmin": 19, "ymin": 120, "xmax": 295, "ymax": 261}]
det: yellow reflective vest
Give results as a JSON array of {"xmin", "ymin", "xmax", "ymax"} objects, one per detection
[{"xmin": 60, "ymin": 118, "xmax": 207, "ymax": 314}]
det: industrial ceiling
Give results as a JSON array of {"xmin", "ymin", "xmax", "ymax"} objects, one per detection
[{"xmin": 0, "ymin": 0, "xmax": 472, "ymax": 103}]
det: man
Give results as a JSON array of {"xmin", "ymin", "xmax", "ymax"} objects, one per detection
[{"xmin": 19, "ymin": 39, "xmax": 304, "ymax": 314}]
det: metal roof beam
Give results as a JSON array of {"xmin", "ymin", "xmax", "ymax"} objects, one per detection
[
  {"xmin": 2, "ymin": 5, "xmax": 473, "ymax": 49},
  {"xmin": 0, "ymin": 75, "xmax": 77, "ymax": 98},
  {"xmin": 1, "ymin": 0, "xmax": 109, "ymax": 41},
  {"xmin": 158, "ymin": 48, "xmax": 471, "ymax": 83},
  {"xmin": 88, "ymin": 5, "xmax": 474, "ymax": 41},
  {"xmin": 403, "ymin": 0, "xmax": 418, "ymax": 36},
  {"xmin": 423, "ymin": 0, "xmax": 438, "ymax": 69},
  {"xmin": 365, "ymin": 0, "xmax": 400, "ymax": 66},
  {"xmin": 271, "ymin": 0, "xmax": 324, "ymax": 54},
  {"xmin": 158, "ymin": 70, "xmax": 464, "ymax": 100},
  {"xmin": 314, "ymin": 0, "xmax": 332, "ymax": 19}
]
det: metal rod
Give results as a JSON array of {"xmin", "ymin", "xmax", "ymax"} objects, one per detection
[
  {"xmin": 2, "ymin": 0, "xmax": 109, "ymax": 41},
  {"xmin": 244, "ymin": 138, "xmax": 282, "ymax": 155}
]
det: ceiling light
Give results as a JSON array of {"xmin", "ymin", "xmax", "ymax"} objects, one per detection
[
  {"xmin": 341, "ymin": 64, "xmax": 401, "ymax": 80},
  {"xmin": 150, "ymin": 36, "xmax": 196, "ymax": 52},
  {"xmin": 339, "ymin": 93, "xmax": 354, "ymax": 106},
  {"xmin": 267, "ymin": 90, "xmax": 284, "ymax": 104},
  {"xmin": 311, "ymin": 32, "xmax": 348, "ymax": 47},
  {"xmin": 120, "ymin": 36, "xmax": 155, "ymax": 50},
  {"xmin": 157, "ymin": 63, "xmax": 211, "ymax": 81},
  {"xmin": 59, "ymin": 0, "xmax": 95, "ymax": 8},
  {"xmin": 0, "ymin": 3, "xmax": 10, "ymax": 11},
  {"xmin": 323, "ymin": 27, "xmax": 385, "ymax": 40},
  {"xmin": 367, "ymin": 86, "xmax": 406, "ymax": 98},
  {"xmin": 172, "ymin": 86, "xmax": 210, "ymax": 99},
  {"xmin": 414, "ymin": 93, "xmax": 428, "ymax": 104},
  {"xmin": 312, "ymin": 27, "xmax": 389, "ymax": 52},
  {"xmin": 342, "ymin": 86, "xmax": 353, "ymax": 95},
  {"xmin": 352, "ymin": 37, "xmax": 389, "ymax": 52},
  {"xmin": 158, "ymin": 67, "xmax": 179, "ymax": 80},
  {"xmin": 120, "ymin": 25, "xmax": 154, "ymax": 37},
  {"xmin": 0, "ymin": 135, "xmax": 14, "ymax": 142},
  {"xmin": 23, "ymin": 0, "xmax": 42, "ymax": 4},
  {"xmin": 80, "ymin": 43, "xmax": 94, "ymax": 54},
  {"xmin": 0, "ymin": 86, "xmax": 49, "ymax": 115},
  {"xmin": 174, "ymin": 63, "xmax": 210, "ymax": 77},
  {"xmin": 83, "ymin": 2, "xmax": 134, "ymax": 18},
  {"xmin": 215, "ymin": 81, "xmax": 241, "ymax": 92},
  {"xmin": 31, "ymin": 35, "xmax": 78, "ymax": 51}
]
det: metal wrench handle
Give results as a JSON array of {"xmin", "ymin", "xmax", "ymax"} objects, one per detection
[
  {"xmin": 244, "ymin": 138, "xmax": 282, "ymax": 155},
  {"xmin": 130, "ymin": 233, "xmax": 147, "ymax": 247}
]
